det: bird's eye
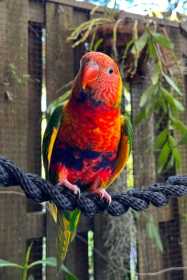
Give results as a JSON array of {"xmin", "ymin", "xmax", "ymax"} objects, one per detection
[{"xmin": 107, "ymin": 67, "xmax": 114, "ymax": 75}]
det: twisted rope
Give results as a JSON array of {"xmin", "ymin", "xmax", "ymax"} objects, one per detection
[{"xmin": 0, "ymin": 156, "xmax": 187, "ymax": 217}]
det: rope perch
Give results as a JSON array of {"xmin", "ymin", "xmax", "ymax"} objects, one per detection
[{"xmin": 0, "ymin": 156, "xmax": 187, "ymax": 217}]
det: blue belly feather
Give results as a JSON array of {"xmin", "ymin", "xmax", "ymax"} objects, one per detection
[{"xmin": 51, "ymin": 144, "xmax": 116, "ymax": 172}]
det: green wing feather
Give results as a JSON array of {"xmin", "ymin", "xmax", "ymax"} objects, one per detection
[
  {"xmin": 106, "ymin": 110, "xmax": 133, "ymax": 187},
  {"xmin": 42, "ymin": 90, "xmax": 80, "ymax": 263},
  {"xmin": 42, "ymin": 90, "xmax": 71, "ymax": 178},
  {"xmin": 123, "ymin": 111, "xmax": 133, "ymax": 155}
]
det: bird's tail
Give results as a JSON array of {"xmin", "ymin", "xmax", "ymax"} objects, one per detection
[{"xmin": 57, "ymin": 209, "xmax": 81, "ymax": 267}]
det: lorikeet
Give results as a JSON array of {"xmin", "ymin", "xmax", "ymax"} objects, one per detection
[{"xmin": 42, "ymin": 51, "xmax": 132, "ymax": 263}]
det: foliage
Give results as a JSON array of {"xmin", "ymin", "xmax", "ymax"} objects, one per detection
[
  {"xmin": 68, "ymin": 12, "xmax": 187, "ymax": 173},
  {"xmin": 128, "ymin": 24, "xmax": 187, "ymax": 172},
  {"xmin": 146, "ymin": 214, "xmax": 163, "ymax": 252},
  {"xmin": 0, "ymin": 244, "xmax": 78, "ymax": 280}
]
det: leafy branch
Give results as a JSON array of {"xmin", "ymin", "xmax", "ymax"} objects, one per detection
[
  {"xmin": 128, "ymin": 25, "xmax": 187, "ymax": 172},
  {"xmin": 68, "ymin": 11, "xmax": 187, "ymax": 173}
]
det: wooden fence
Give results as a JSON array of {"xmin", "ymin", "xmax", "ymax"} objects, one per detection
[{"xmin": 0, "ymin": 0, "xmax": 187, "ymax": 279}]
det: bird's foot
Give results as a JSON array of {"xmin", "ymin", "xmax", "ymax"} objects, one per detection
[
  {"xmin": 58, "ymin": 179, "xmax": 80, "ymax": 197},
  {"xmin": 91, "ymin": 189, "xmax": 112, "ymax": 204}
]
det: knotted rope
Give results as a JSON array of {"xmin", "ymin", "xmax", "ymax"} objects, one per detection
[{"xmin": 0, "ymin": 156, "xmax": 187, "ymax": 217}]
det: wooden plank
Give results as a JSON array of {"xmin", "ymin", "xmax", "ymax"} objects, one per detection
[
  {"xmin": 46, "ymin": 2, "xmax": 74, "ymax": 104},
  {"xmin": 131, "ymin": 71, "xmax": 165, "ymax": 279},
  {"xmin": 169, "ymin": 27, "xmax": 187, "ymax": 280},
  {"xmin": 28, "ymin": 22, "xmax": 43, "ymax": 175},
  {"xmin": 94, "ymin": 171, "xmax": 134, "ymax": 280},
  {"xmin": 0, "ymin": 2, "xmax": 45, "ymax": 280},
  {"xmin": 0, "ymin": 187, "xmax": 45, "ymax": 280},
  {"xmin": 64, "ymin": 231, "xmax": 89, "ymax": 280},
  {"xmin": 0, "ymin": 0, "xmax": 29, "ymax": 170},
  {"xmin": 29, "ymin": 0, "xmax": 45, "ymax": 23},
  {"xmin": 0, "ymin": 0, "xmax": 42, "ymax": 173},
  {"xmin": 27, "ymin": 21, "xmax": 43, "ymax": 212},
  {"xmin": 0, "ymin": 189, "xmax": 26, "ymax": 279},
  {"xmin": 48, "ymin": 0, "xmax": 103, "ymax": 13},
  {"xmin": 26, "ymin": 212, "xmax": 46, "ymax": 239}
]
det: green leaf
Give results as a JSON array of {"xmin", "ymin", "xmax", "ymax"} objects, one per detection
[
  {"xmin": 168, "ymin": 135, "xmax": 181, "ymax": 169},
  {"xmin": 168, "ymin": 134, "xmax": 177, "ymax": 148},
  {"xmin": 135, "ymin": 108, "xmax": 147, "ymax": 124},
  {"xmin": 24, "ymin": 244, "xmax": 33, "ymax": 267},
  {"xmin": 28, "ymin": 257, "xmax": 57, "ymax": 269},
  {"xmin": 158, "ymin": 142, "xmax": 170, "ymax": 172},
  {"xmin": 152, "ymin": 32, "xmax": 174, "ymax": 49},
  {"xmin": 151, "ymin": 63, "xmax": 161, "ymax": 85},
  {"xmin": 172, "ymin": 98, "xmax": 184, "ymax": 112},
  {"xmin": 139, "ymin": 85, "xmax": 157, "ymax": 108},
  {"xmin": 93, "ymin": 38, "xmax": 103, "ymax": 51},
  {"xmin": 0, "ymin": 259, "xmax": 22, "ymax": 269},
  {"xmin": 135, "ymin": 101, "xmax": 155, "ymax": 124},
  {"xmin": 147, "ymin": 38, "xmax": 157, "ymax": 58},
  {"xmin": 161, "ymin": 87, "xmax": 184, "ymax": 112},
  {"xmin": 156, "ymin": 94, "xmax": 168, "ymax": 113},
  {"xmin": 155, "ymin": 129, "xmax": 168, "ymax": 149},
  {"xmin": 29, "ymin": 257, "xmax": 78, "ymax": 280},
  {"xmin": 60, "ymin": 264, "xmax": 79, "ymax": 280},
  {"xmin": 69, "ymin": 209, "xmax": 81, "ymax": 232},
  {"xmin": 163, "ymin": 74, "xmax": 182, "ymax": 96},
  {"xmin": 172, "ymin": 118, "xmax": 187, "ymax": 134},
  {"xmin": 146, "ymin": 215, "xmax": 163, "ymax": 252},
  {"xmin": 172, "ymin": 147, "xmax": 181, "ymax": 169},
  {"xmin": 179, "ymin": 132, "xmax": 187, "ymax": 145},
  {"xmin": 131, "ymin": 32, "xmax": 148, "ymax": 55}
]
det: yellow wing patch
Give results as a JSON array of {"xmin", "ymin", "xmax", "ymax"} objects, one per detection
[
  {"xmin": 107, "ymin": 135, "xmax": 129, "ymax": 187},
  {"xmin": 47, "ymin": 127, "xmax": 58, "ymax": 169},
  {"xmin": 47, "ymin": 127, "xmax": 59, "ymax": 223},
  {"xmin": 103, "ymin": 117, "xmax": 129, "ymax": 188}
]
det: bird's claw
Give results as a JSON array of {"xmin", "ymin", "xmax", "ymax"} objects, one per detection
[
  {"xmin": 58, "ymin": 179, "xmax": 80, "ymax": 198},
  {"xmin": 73, "ymin": 185, "xmax": 81, "ymax": 197},
  {"xmin": 92, "ymin": 189, "xmax": 112, "ymax": 204}
]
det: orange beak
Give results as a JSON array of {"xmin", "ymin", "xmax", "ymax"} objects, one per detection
[{"xmin": 82, "ymin": 62, "xmax": 99, "ymax": 90}]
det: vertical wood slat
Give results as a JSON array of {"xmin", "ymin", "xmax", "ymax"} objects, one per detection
[
  {"xmin": 0, "ymin": 188, "xmax": 45, "ymax": 280},
  {"xmin": 46, "ymin": 2, "xmax": 74, "ymax": 105},
  {"xmin": 0, "ymin": 0, "xmax": 29, "ymax": 170},
  {"xmin": 0, "ymin": 1, "xmax": 45, "ymax": 280},
  {"xmin": 28, "ymin": 21, "xmax": 42, "ymax": 175},
  {"xmin": 170, "ymin": 27, "xmax": 187, "ymax": 279},
  {"xmin": 0, "ymin": 3, "xmax": 29, "ymax": 278},
  {"xmin": 131, "ymin": 71, "xmax": 165, "ymax": 280},
  {"xmin": 27, "ymin": 21, "xmax": 43, "ymax": 212},
  {"xmin": 94, "ymin": 171, "xmax": 134, "ymax": 280}
]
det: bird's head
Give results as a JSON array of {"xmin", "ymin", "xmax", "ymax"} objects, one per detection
[{"xmin": 73, "ymin": 52, "xmax": 122, "ymax": 107}]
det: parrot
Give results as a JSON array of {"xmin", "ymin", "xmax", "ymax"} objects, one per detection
[{"xmin": 42, "ymin": 51, "xmax": 132, "ymax": 264}]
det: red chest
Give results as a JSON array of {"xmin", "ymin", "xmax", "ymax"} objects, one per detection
[{"xmin": 59, "ymin": 100, "xmax": 121, "ymax": 152}]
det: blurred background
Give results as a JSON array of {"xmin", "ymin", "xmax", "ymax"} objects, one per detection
[{"xmin": 0, "ymin": 0, "xmax": 187, "ymax": 279}]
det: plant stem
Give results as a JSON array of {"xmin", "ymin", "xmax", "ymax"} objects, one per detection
[{"xmin": 21, "ymin": 265, "xmax": 28, "ymax": 280}]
